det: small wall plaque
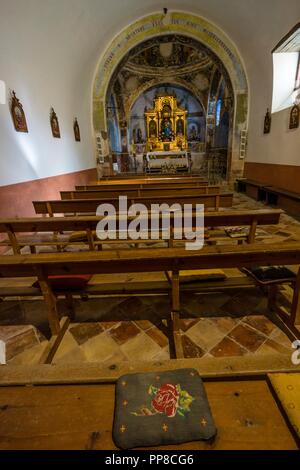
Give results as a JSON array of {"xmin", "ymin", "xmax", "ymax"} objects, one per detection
[
  {"xmin": 10, "ymin": 91, "xmax": 28, "ymax": 133},
  {"xmin": 289, "ymin": 104, "xmax": 299, "ymax": 129},
  {"xmin": 74, "ymin": 117, "xmax": 81, "ymax": 142},
  {"xmin": 264, "ymin": 108, "xmax": 271, "ymax": 134},
  {"xmin": 50, "ymin": 108, "xmax": 61, "ymax": 138}
]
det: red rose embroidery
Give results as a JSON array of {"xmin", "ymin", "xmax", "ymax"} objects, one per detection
[{"xmin": 151, "ymin": 383, "xmax": 179, "ymax": 418}]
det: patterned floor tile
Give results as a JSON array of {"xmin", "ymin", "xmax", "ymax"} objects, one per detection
[
  {"xmin": 210, "ymin": 336, "xmax": 248, "ymax": 357},
  {"xmin": 146, "ymin": 327, "xmax": 169, "ymax": 348},
  {"xmin": 207, "ymin": 316, "xmax": 239, "ymax": 335},
  {"xmin": 228, "ymin": 324, "xmax": 266, "ymax": 352},
  {"xmin": 181, "ymin": 335, "xmax": 205, "ymax": 358},
  {"xmin": 120, "ymin": 333, "xmax": 162, "ymax": 361},
  {"xmin": 241, "ymin": 315, "xmax": 277, "ymax": 336},
  {"xmin": 69, "ymin": 322, "xmax": 104, "ymax": 345},
  {"xmin": 179, "ymin": 319, "xmax": 199, "ymax": 332},
  {"xmin": 81, "ymin": 333, "xmax": 121, "ymax": 362},
  {"xmin": 108, "ymin": 321, "xmax": 140, "ymax": 345},
  {"xmin": 255, "ymin": 339, "xmax": 291, "ymax": 355},
  {"xmin": 185, "ymin": 318, "xmax": 225, "ymax": 351},
  {"xmin": 269, "ymin": 328, "xmax": 293, "ymax": 348},
  {"xmin": 133, "ymin": 320, "xmax": 153, "ymax": 331}
]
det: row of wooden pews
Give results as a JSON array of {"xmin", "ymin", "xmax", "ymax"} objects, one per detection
[
  {"xmin": 0, "ymin": 174, "xmax": 300, "ymax": 450},
  {"xmin": 0, "ymin": 175, "xmax": 298, "ymax": 352},
  {"xmin": 0, "ymin": 209, "xmax": 283, "ymax": 254}
]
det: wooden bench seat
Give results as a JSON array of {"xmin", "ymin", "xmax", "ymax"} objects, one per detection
[
  {"xmin": 0, "ymin": 242, "xmax": 299, "ymax": 348},
  {"xmin": 236, "ymin": 178, "xmax": 267, "ymax": 201},
  {"xmin": 61, "ymin": 185, "xmax": 220, "ymax": 200},
  {"xmin": 33, "ymin": 193, "xmax": 233, "ymax": 217},
  {"xmin": 0, "ymin": 209, "xmax": 283, "ymax": 254},
  {"xmin": 264, "ymin": 186, "xmax": 300, "ymax": 216},
  {"xmin": 0, "ymin": 373, "xmax": 298, "ymax": 449}
]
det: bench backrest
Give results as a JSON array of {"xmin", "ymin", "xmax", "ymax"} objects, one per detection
[
  {"xmin": 33, "ymin": 193, "xmax": 233, "ymax": 216},
  {"xmin": 61, "ymin": 185, "xmax": 220, "ymax": 200},
  {"xmin": 0, "ymin": 209, "xmax": 283, "ymax": 234}
]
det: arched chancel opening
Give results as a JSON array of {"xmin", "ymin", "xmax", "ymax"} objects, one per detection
[{"xmin": 93, "ymin": 11, "xmax": 249, "ymax": 184}]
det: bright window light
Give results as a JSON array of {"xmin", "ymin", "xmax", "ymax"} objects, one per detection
[
  {"xmin": 0, "ymin": 80, "xmax": 6, "ymax": 105},
  {"xmin": 272, "ymin": 52, "xmax": 299, "ymax": 112},
  {"xmin": 272, "ymin": 23, "xmax": 300, "ymax": 113}
]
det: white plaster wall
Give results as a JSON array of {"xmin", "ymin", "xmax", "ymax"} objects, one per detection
[
  {"xmin": 0, "ymin": 0, "xmax": 299, "ymax": 186},
  {"xmin": 0, "ymin": 0, "xmax": 96, "ymax": 186}
]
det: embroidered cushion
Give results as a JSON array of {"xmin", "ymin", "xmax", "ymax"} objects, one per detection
[
  {"xmin": 113, "ymin": 368, "xmax": 217, "ymax": 449},
  {"xmin": 32, "ymin": 274, "xmax": 92, "ymax": 291}
]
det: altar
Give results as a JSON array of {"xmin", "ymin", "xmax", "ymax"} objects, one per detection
[
  {"xmin": 144, "ymin": 93, "xmax": 189, "ymax": 173},
  {"xmin": 145, "ymin": 151, "xmax": 189, "ymax": 173},
  {"xmin": 145, "ymin": 93, "xmax": 188, "ymax": 153}
]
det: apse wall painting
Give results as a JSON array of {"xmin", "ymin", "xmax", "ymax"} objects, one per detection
[
  {"xmin": 289, "ymin": 104, "xmax": 299, "ymax": 130},
  {"xmin": 10, "ymin": 91, "xmax": 28, "ymax": 133},
  {"xmin": 73, "ymin": 117, "xmax": 81, "ymax": 141},
  {"xmin": 50, "ymin": 108, "xmax": 60, "ymax": 138},
  {"xmin": 263, "ymin": 108, "xmax": 271, "ymax": 134}
]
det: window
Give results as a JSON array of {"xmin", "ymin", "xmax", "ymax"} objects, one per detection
[
  {"xmin": 295, "ymin": 54, "xmax": 300, "ymax": 91},
  {"xmin": 272, "ymin": 23, "xmax": 300, "ymax": 113}
]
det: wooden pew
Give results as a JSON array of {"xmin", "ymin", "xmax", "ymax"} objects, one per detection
[
  {"xmin": 88, "ymin": 176, "xmax": 206, "ymax": 186},
  {"xmin": 61, "ymin": 185, "xmax": 220, "ymax": 200},
  {"xmin": 0, "ymin": 209, "xmax": 283, "ymax": 254},
  {"xmin": 99, "ymin": 173, "xmax": 205, "ymax": 180},
  {"xmin": 0, "ymin": 242, "xmax": 299, "ymax": 345},
  {"xmin": 76, "ymin": 182, "xmax": 210, "ymax": 191},
  {"xmin": 0, "ymin": 369, "xmax": 298, "ymax": 449},
  {"xmin": 33, "ymin": 193, "xmax": 233, "ymax": 216},
  {"xmin": 76, "ymin": 178, "xmax": 209, "ymax": 191}
]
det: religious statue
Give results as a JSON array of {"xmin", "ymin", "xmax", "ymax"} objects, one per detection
[
  {"xmin": 160, "ymin": 117, "xmax": 173, "ymax": 141},
  {"xmin": 149, "ymin": 118, "xmax": 157, "ymax": 138},
  {"xmin": 176, "ymin": 116, "xmax": 184, "ymax": 136}
]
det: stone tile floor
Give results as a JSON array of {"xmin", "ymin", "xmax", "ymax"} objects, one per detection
[{"xmin": 0, "ymin": 192, "xmax": 299, "ymax": 365}]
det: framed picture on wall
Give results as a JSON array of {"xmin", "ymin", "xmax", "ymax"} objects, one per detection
[
  {"xmin": 73, "ymin": 117, "xmax": 81, "ymax": 141},
  {"xmin": 289, "ymin": 104, "xmax": 299, "ymax": 129},
  {"xmin": 10, "ymin": 91, "xmax": 28, "ymax": 133},
  {"xmin": 263, "ymin": 108, "xmax": 271, "ymax": 134},
  {"xmin": 50, "ymin": 108, "xmax": 61, "ymax": 138}
]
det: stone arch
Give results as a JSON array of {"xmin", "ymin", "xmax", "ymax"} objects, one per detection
[{"xmin": 93, "ymin": 11, "xmax": 249, "ymax": 181}]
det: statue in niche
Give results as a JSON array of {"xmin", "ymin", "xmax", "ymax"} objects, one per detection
[
  {"xmin": 263, "ymin": 108, "xmax": 271, "ymax": 134},
  {"xmin": 289, "ymin": 104, "xmax": 299, "ymax": 130},
  {"xmin": 160, "ymin": 117, "xmax": 173, "ymax": 141},
  {"xmin": 160, "ymin": 103, "xmax": 173, "ymax": 141},
  {"xmin": 136, "ymin": 128, "xmax": 143, "ymax": 143},
  {"xmin": 176, "ymin": 116, "xmax": 184, "ymax": 136},
  {"xmin": 149, "ymin": 118, "xmax": 157, "ymax": 138},
  {"xmin": 188, "ymin": 124, "xmax": 198, "ymax": 141}
]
